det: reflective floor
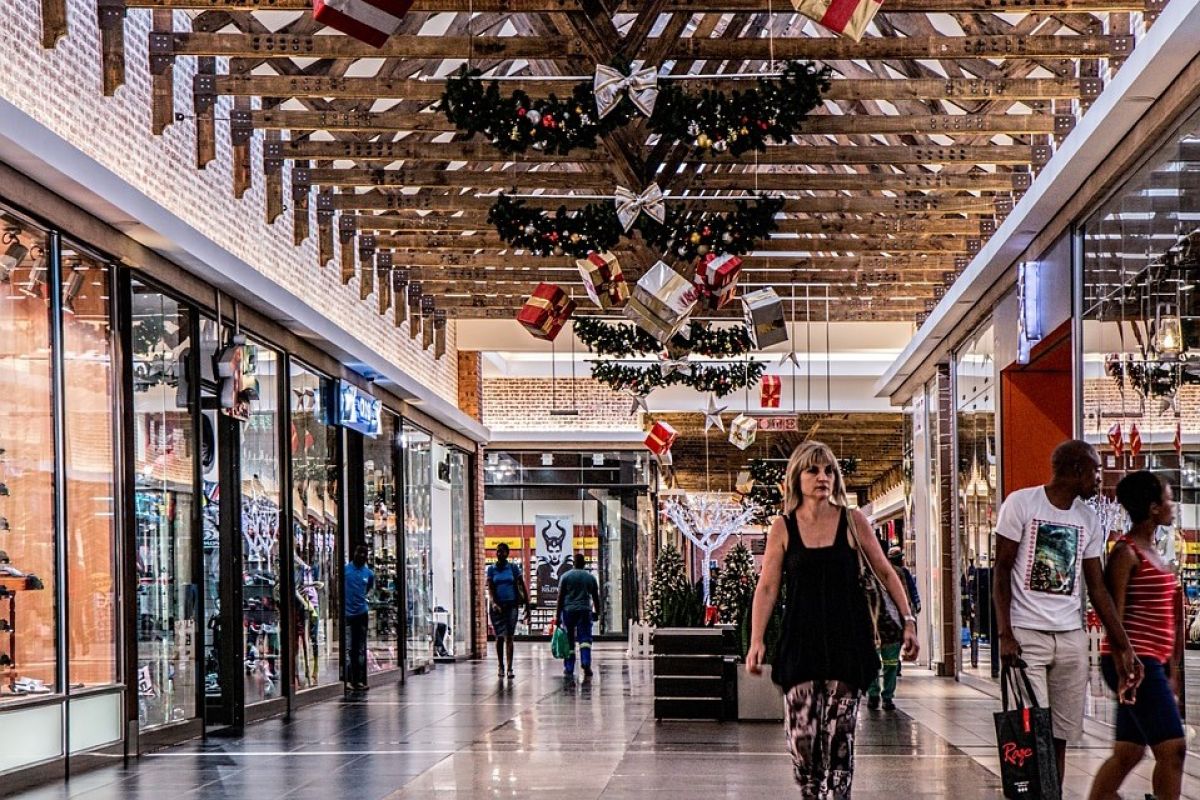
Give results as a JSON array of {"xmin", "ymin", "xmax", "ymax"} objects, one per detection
[{"xmin": 9, "ymin": 644, "xmax": 1200, "ymax": 799}]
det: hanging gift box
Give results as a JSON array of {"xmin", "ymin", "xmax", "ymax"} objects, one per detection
[
  {"xmin": 313, "ymin": 0, "xmax": 414, "ymax": 48},
  {"xmin": 694, "ymin": 252, "xmax": 743, "ymax": 310},
  {"xmin": 517, "ymin": 282, "xmax": 577, "ymax": 341},
  {"xmin": 761, "ymin": 375, "xmax": 782, "ymax": 408},
  {"xmin": 729, "ymin": 414, "xmax": 758, "ymax": 451},
  {"xmin": 575, "ymin": 251, "xmax": 629, "ymax": 310},
  {"xmin": 624, "ymin": 261, "xmax": 698, "ymax": 344},
  {"xmin": 644, "ymin": 420, "xmax": 678, "ymax": 456},
  {"xmin": 742, "ymin": 288, "xmax": 789, "ymax": 349},
  {"xmin": 790, "ymin": 0, "xmax": 883, "ymax": 41}
]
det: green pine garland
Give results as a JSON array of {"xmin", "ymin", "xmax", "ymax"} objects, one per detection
[
  {"xmin": 488, "ymin": 193, "xmax": 784, "ymax": 261},
  {"xmin": 574, "ymin": 317, "xmax": 753, "ymax": 359},
  {"xmin": 441, "ymin": 61, "xmax": 831, "ymax": 158},
  {"xmin": 592, "ymin": 359, "xmax": 765, "ymax": 398}
]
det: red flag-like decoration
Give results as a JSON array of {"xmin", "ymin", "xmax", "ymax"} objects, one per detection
[
  {"xmin": 1107, "ymin": 423, "xmax": 1124, "ymax": 457},
  {"xmin": 313, "ymin": 0, "xmax": 413, "ymax": 48},
  {"xmin": 1129, "ymin": 423, "xmax": 1143, "ymax": 458},
  {"xmin": 1175, "ymin": 422, "xmax": 1183, "ymax": 456}
]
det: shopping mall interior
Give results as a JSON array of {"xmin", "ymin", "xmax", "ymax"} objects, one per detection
[{"xmin": 3, "ymin": 0, "xmax": 1200, "ymax": 797}]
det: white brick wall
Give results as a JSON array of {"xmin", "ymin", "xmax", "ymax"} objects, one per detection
[
  {"xmin": 0, "ymin": 2, "xmax": 457, "ymax": 403},
  {"xmin": 483, "ymin": 377, "xmax": 640, "ymax": 431}
]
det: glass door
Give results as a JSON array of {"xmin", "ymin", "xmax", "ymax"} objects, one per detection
[
  {"xmin": 402, "ymin": 425, "xmax": 433, "ymax": 670},
  {"xmin": 130, "ymin": 282, "xmax": 199, "ymax": 730}
]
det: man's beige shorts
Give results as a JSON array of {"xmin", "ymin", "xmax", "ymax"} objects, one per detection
[{"xmin": 1011, "ymin": 626, "xmax": 1088, "ymax": 742}]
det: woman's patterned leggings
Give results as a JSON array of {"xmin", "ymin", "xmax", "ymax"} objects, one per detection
[{"xmin": 784, "ymin": 680, "xmax": 862, "ymax": 799}]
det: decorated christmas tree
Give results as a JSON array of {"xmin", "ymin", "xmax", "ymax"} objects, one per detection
[
  {"xmin": 647, "ymin": 544, "xmax": 702, "ymax": 628},
  {"xmin": 713, "ymin": 541, "xmax": 756, "ymax": 625}
]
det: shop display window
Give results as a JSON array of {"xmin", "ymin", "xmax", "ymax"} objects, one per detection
[
  {"xmin": 130, "ymin": 281, "xmax": 197, "ymax": 728},
  {"xmin": 446, "ymin": 448, "xmax": 472, "ymax": 657},
  {"xmin": 241, "ymin": 343, "xmax": 282, "ymax": 704},
  {"xmin": 362, "ymin": 412, "xmax": 399, "ymax": 673},
  {"xmin": 402, "ymin": 425, "xmax": 433, "ymax": 670},
  {"xmin": 61, "ymin": 244, "xmax": 119, "ymax": 694},
  {"xmin": 289, "ymin": 364, "xmax": 341, "ymax": 691},
  {"xmin": 483, "ymin": 451, "xmax": 651, "ymax": 636},
  {"xmin": 1080, "ymin": 106, "xmax": 1200, "ymax": 728},
  {"xmin": 954, "ymin": 322, "xmax": 998, "ymax": 682},
  {"xmin": 0, "ymin": 212, "xmax": 57, "ymax": 702}
]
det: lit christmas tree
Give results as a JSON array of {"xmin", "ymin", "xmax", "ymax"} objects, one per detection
[
  {"xmin": 647, "ymin": 544, "xmax": 702, "ymax": 628},
  {"xmin": 713, "ymin": 541, "xmax": 756, "ymax": 625}
]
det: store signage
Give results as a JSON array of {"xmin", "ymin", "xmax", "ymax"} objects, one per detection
[
  {"xmin": 751, "ymin": 415, "xmax": 799, "ymax": 432},
  {"xmin": 1017, "ymin": 261, "xmax": 1042, "ymax": 364},
  {"xmin": 339, "ymin": 381, "xmax": 382, "ymax": 437}
]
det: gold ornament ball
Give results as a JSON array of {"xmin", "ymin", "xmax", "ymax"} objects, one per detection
[
  {"xmin": 689, "ymin": 232, "xmax": 701, "ymax": 245},
  {"xmin": 696, "ymin": 244, "xmax": 710, "ymax": 256},
  {"xmin": 696, "ymin": 133, "xmax": 711, "ymax": 149}
]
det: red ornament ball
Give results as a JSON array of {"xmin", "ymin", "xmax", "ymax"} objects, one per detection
[{"xmin": 517, "ymin": 107, "xmax": 527, "ymax": 117}]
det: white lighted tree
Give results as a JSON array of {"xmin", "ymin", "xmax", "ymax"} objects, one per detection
[{"xmin": 664, "ymin": 493, "xmax": 760, "ymax": 605}]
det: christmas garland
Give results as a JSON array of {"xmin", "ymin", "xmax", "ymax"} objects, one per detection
[
  {"xmin": 489, "ymin": 193, "xmax": 783, "ymax": 260},
  {"xmin": 592, "ymin": 359, "xmax": 766, "ymax": 398},
  {"xmin": 441, "ymin": 61, "xmax": 830, "ymax": 158},
  {"xmin": 1105, "ymin": 357, "xmax": 1200, "ymax": 399},
  {"xmin": 574, "ymin": 317, "xmax": 754, "ymax": 359}
]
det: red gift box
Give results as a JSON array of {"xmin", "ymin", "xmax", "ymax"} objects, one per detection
[
  {"xmin": 761, "ymin": 375, "xmax": 782, "ymax": 408},
  {"xmin": 517, "ymin": 282, "xmax": 577, "ymax": 341},
  {"xmin": 694, "ymin": 253, "xmax": 742, "ymax": 309},
  {"xmin": 791, "ymin": 0, "xmax": 883, "ymax": 41},
  {"xmin": 313, "ymin": 0, "xmax": 413, "ymax": 48},
  {"xmin": 576, "ymin": 251, "xmax": 630, "ymax": 310},
  {"xmin": 644, "ymin": 420, "xmax": 678, "ymax": 456}
]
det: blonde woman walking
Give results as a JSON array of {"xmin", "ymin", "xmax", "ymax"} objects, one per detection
[{"xmin": 747, "ymin": 441, "xmax": 919, "ymax": 799}]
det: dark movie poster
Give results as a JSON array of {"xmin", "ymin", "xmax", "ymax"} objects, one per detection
[{"xmin": 534, "ymin": 515, "xmax": 574, "ymax": 608}]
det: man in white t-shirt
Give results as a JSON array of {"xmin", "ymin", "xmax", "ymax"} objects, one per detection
[{"xmin": 993, "ymin": 439, "xmax": 1140, "ymax": 791}]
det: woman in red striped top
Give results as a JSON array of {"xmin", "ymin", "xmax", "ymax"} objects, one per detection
[{"xmin": 1089, "ymin": 471, "xmax": 1186, "ymax": 800}]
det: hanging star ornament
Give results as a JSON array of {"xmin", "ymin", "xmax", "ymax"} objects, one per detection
[
  {"xmin": 778, "ymin": 349, "xmax": 801, "ymax": 368},
  {"xmin": 703, "ymin": 394, "xmax": 728, "ymax": 433},
  {"xmin": 627, "ymin": 391, "xmax": 650, "ymax": 416}
]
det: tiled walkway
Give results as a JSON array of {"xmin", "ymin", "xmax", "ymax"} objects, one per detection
[{"xmin": 9, "ymin": 644, "xmax": 1199, "ymax": 799}]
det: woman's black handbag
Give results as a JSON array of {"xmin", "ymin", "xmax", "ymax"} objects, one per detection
[{"xmin": 994, "ymin": 662, "xmax": 1060, "ymax": 800}]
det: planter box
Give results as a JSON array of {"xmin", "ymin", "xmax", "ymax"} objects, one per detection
[
  {"xmin": 737, "ymin": 665, "xmax": 784, "ymax": 721},
  {"xmin": 653, "ymin": 627, "xmax": 737, "ymax": 721}
]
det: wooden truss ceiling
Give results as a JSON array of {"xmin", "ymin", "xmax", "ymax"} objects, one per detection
[
  {"xmin": 58, "ymin": 0, "xmax": 1161, "ymax": 322},
  {"xmin": 654, "ymin": 411, "xmax": 905, "ymax": 495}
]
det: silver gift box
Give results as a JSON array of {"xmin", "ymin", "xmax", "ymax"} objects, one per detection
[
  {"xmin": 624, "ymin": 260, "xmax": 698, "ymax": 344},
  {"xmin": 741, "ymin": 287, "xmax": 789, "ymax": 349}
]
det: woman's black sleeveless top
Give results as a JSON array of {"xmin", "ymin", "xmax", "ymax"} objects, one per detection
[{"xmin": 771, "ymin": 508, "xmax": 881, "ymax": 692}]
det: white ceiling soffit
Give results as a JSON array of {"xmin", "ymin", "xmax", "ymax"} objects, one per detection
[{"xmin": 874, "ymin": 0, "xmax": 1200, "ymax": 403}]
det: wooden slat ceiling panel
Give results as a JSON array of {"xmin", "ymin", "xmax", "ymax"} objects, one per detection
[{"xmin": 83, "ymin": 0, "xmax": 1157, "ymax": 321}]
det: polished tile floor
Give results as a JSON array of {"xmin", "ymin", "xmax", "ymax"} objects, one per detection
[{"xmin": 9, "ymin": 644, "xmax": 1200, "ymax": 799}]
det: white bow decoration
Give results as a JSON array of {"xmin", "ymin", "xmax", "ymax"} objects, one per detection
[
  {"xmin": 594, "ymin": 65, "xmax": 659, "ymax": 119},
  {"xmin": 614, "ymin": 183, "xmax": 666, "ymax": 231}
]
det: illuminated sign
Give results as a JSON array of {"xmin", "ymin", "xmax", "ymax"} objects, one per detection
[
  {"xmin": 339, "ymin": 381, "xmax": 382, "ymax": 437},
  {"xmin": 1017, "ymin": 261, "xmax": 1042, "ymax": 365}
]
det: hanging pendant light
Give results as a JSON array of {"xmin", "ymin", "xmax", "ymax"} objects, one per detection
[{"xmin": 1155, "ymin": 303, "xmax": 1184, "ymax": 359}]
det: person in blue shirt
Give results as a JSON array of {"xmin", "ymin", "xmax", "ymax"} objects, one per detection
[
  {"xmin": 556, "ymin": 554, "xmax": 601, "ymax": 682},
  {"xmin": 487, "ymin": 543, "xmax": 527, "ymax": 679},
  {"xmin": 344, "ymin": 544, "xmax": 374, "ymax": 691}
]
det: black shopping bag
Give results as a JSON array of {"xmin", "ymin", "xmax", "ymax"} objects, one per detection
[{"xmin": 993, "ymin": 662, "xmax": 1060, "ymax": 800}]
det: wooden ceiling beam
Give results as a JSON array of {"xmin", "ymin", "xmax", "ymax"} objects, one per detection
[
  {"xmin": 351, "ymin": 215, "xmax": 989, "ymax": 235},
  {"xmin": 206, "ymin": 74, "xmax": 1093, "ymax": 102},
  {"xmin": 126, "ymin": 0, "xmax": 1154, "ymax": 11},
  {"xmin": 373, "ymin": 233, "xmax": 976, "ymax": 251},
  {"xmin": 374, "ymin": 252, "xmax": 964, "ymax": 270},
  {"xmin": 327, "ymin": 190, "xmax": 1001, "ymax": 214},
  {"xmin": 166, "ymin": 32, "xmax": 1127, "ymax": 61},
  {"xmin": 251, "ymin": 109, "xmax": 1061, "ymax": 137}
]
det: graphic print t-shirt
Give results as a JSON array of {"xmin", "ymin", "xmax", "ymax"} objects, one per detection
[{"xmin": 995, "ymin": 486, "xmax": 1104, "ymax": 631}]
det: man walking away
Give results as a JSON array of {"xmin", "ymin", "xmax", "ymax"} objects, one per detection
[
  {"xmin": 867, "ymin": 549, "xmax": 915, "ymax": 710},
  {"xmin": 556, "ymin": 554, "xmax": 601, "ymax": 682},
  {"xmin": 344, "ymin": 544, "xmax": 374, "ymax": 691},
  {"xmin": 993, "ymin": 439, "xmax": 1141, "ymax": 792},
  {"xmin": 889, "ymin": 545, "xmax": 920, "ymax": 678}
]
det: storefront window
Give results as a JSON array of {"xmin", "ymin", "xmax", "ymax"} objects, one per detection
[
  {"xmin": 0, "ymin": 213, "xmax": 57, "ymax": 703},
  {"xmin": 61, "ymin": 245, "xmax": 119, "ymax": 695},
  {"xmin": 954, "ymin": 322, "xmax": 998, "ymax": 682},
  {"xmin": 363, "ymin": 412, "xmax": 398, "ymax": 673},
  {"xmin": 130, "ymin": 281, "xmax": 197, "ymax": 728},
  {"xmin": 483, "ymin": 451, "xmax": 650, "ymax": 636},
  {"xmin": 289, "ymin": 363, "xmax": 341, "ymax": 691},
  {"xmin": 241, "ymin": 343, "xmax": 282, "ymax": 704},
  {"xmin": 402, "ymin": 425, "xmax": 434, "ymax": 670},
  {"xmin": 1080, "ymin": 106, "xmax": 1200, "ymax": 728}
]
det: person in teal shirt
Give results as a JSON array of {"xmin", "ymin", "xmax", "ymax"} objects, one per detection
[
  {"xmin": 556, "ymin": 554, "xmax": 600, "ymax": 681},
  {"xmin": 344, "ymin": 545, "xmax": 374, "ymax": 691}
]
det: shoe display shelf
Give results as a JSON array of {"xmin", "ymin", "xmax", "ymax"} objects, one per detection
[{"xmin": 0, "ymin": 574, "xmax": 46, "ymax": 695}]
